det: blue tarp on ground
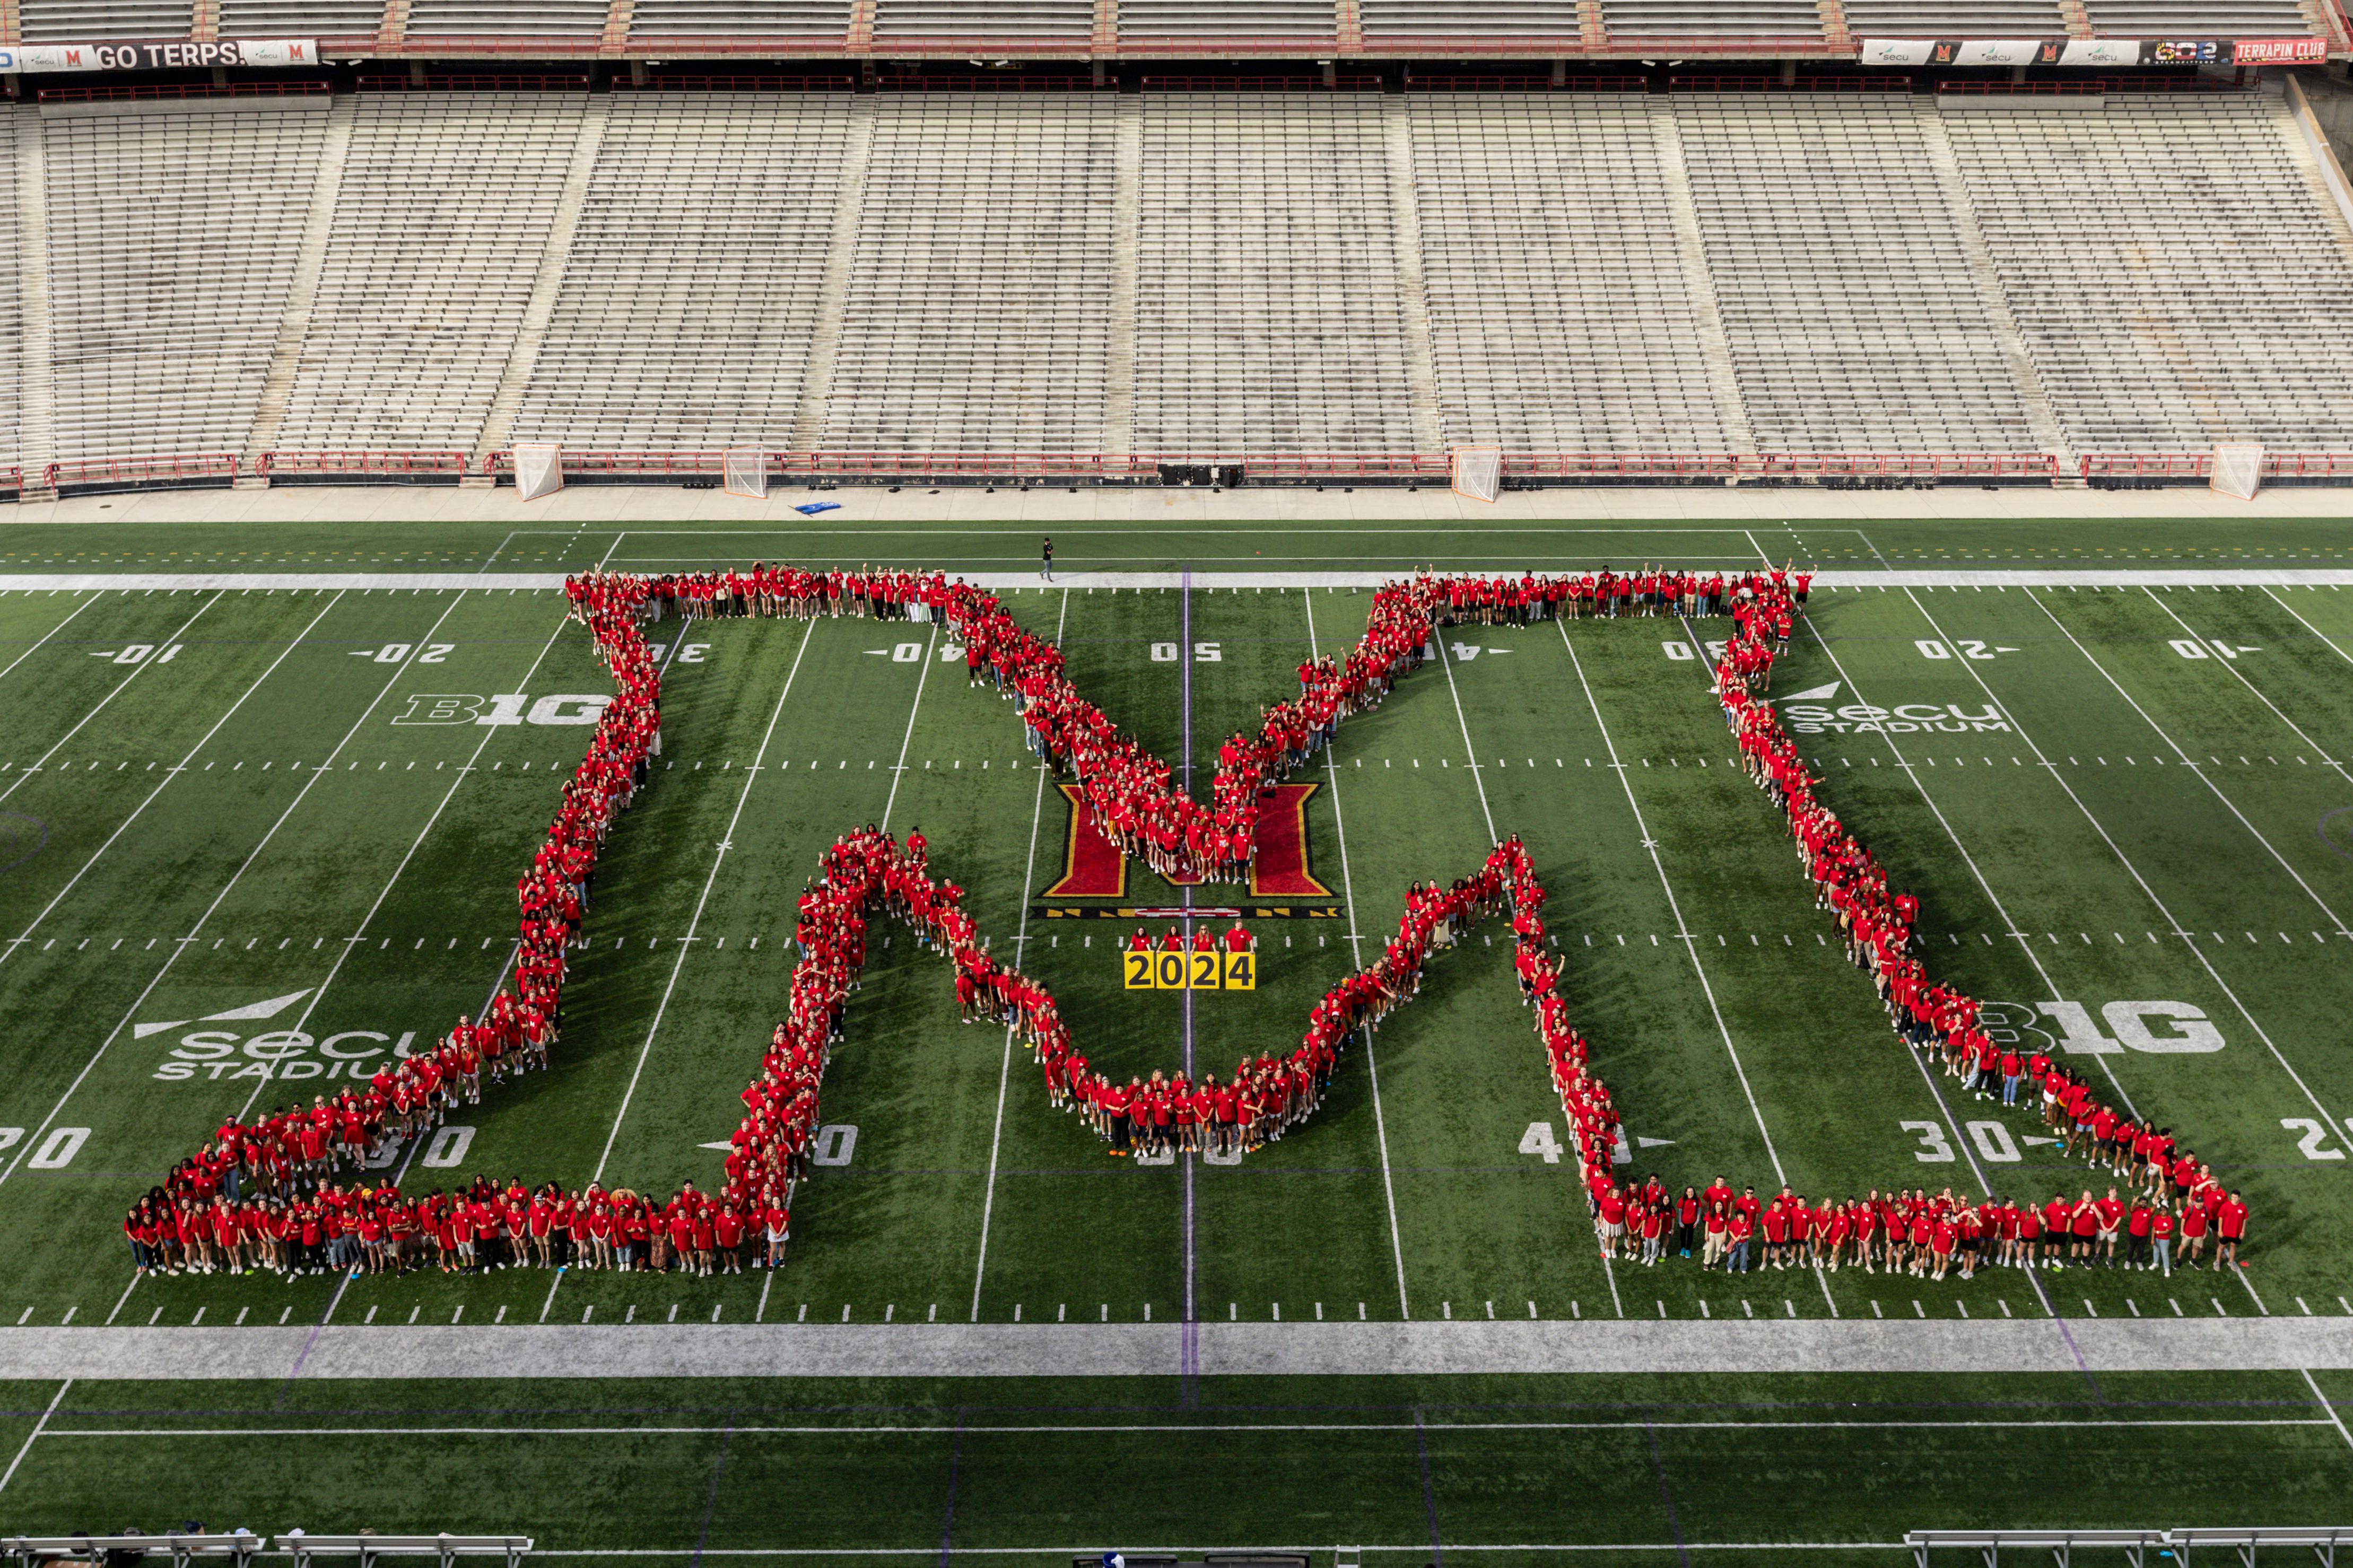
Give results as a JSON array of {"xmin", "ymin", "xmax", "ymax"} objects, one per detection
[{"xmin": 794, "ymin": 502, "xmax": 842, "ymax": 516}]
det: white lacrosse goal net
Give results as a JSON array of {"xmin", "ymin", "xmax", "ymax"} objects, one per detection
[
  {"xmin": 1451, "ymin": 445, "xmax": 1503, "ymax": 504},
  {"xmin": 513, "ymin": 443, "xmax": 563, "ymax": 502},
  {"xmin": 724, "ymin": 448, "xmax": 769, "ymax": 500},
  {"xmin": 2209, "ymin": 442, "xmax": 2263, "ymax": 502}
]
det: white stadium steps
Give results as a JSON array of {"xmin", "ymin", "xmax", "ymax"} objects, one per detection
[
  {"xmin": 512, "ymin": 92, "xmax": 859, "ymax": 453},
  {"xmin": 624, "ymin": 0, "xmax": 849, "ymax": 36},
  {"xmin": 1133, "ymin": 93, "xmax": 1421, "ymax": 457},
  {"xmin": 274, "ymin": 92, "xmax": 588, "ymax": 458},
  {"xmin": 1673, "ymin": 92, "xmax": 2044, "ymax": 457},
  {"xmin": 1945, "ymin": 93, "xmax": 2353, "ymax": 457},
  {"xmin": 10, "ymin": 86, "xmax": 2353, "ymax": 481},
  {"xmin": 43, "ymin": 96, "xmax": 332, "ymax": 464},
  {"xmin": 1407, "ymin": 93, "xmax": 1737, "ymax": 455},
  {"xmin": 18, "ymin": 0, "xmax": 194, "ymax": 37},
  {"xmin": 821, "ymin": 93, "xmax": 1119, "ymax": 455}
]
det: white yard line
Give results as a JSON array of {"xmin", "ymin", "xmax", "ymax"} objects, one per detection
[
  {"xmin": 21, "ymin": 1415, "xmax": 2319, "ymax": 1439},
  {"xmin": 0, "ymin": 591, "xmax": 222, "ymax": 809},
  {"xmin": 0, "ymin": 592, "xmax": 355, "ymax": 968},
  {"xmin": 877, "ymin": 624, "xmax": 938, "ymax": 832},
  {"xmin": 2260, "ymin": 584, "xmax": 2353, "ymax": 666},
  {"xmin": 1790, "ymin": 610, "xmax": 2125, "ymax": 1337},
  {"xmin": 11, "ymin": 1314, "xmax": 2353, "ymax": 1378},
  {"xmin": 2302, "ymin": 1366, "xmax": 2353, "ymax": 1452},
  {"xmin": 0, "ymin": 1380, "xmax": 69, "ymax": 1495},
  {"xmin": 228, "ymin": 595, "xmax": 563, "ymax": 1129},
  {"xmin": 13, "ymin": 569, "xmax": 2353, "ymax": 594},
  {"xmin": 0, "ymin": 592, "xmax": 359, "ymax": 1192},
  {"xmin": 1548, "ymin": 623, "xmax": 1794, "ymax": 1195},
  {"xmin": 2030, "ymin": 588, "xmax": 2353, "ymax": 935},
  {"xmin": 969, "ymin": 591, "xmax": 1067, "ymax": 1323},
  {"xmin": 589, "ymin": 618, "xmax": 821, "ymax": 1185},
  {"xmin": 0, "ymin": 591, "xmax": 99, "ymax": 686},
  {"xmin": 1305, "ymin": 590, "xmax": 1413, "ymax": 1322},
  {"xmin": 1907, "ymin": 588, "xmax": 2353, "ymax": 1159},
  {"xmin": 1795, "ymin": 615, "xmax": 2143, "ymax": 1128},
  {"xmin": 2141, "ymin": 587, "xmax": 2353, "ymax": 795}
]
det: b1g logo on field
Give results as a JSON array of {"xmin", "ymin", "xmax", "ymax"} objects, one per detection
[
  {"xmin": 1978, "ymin": 998, "xmax": 2224, "ymax": 1055},
  {"xmin": 392, "ymin": 693, "xmax": 615, "ymax": 726},
  {"xmin": 138, "ymin": 987, "xmax": 422, "ymax": 1087}
]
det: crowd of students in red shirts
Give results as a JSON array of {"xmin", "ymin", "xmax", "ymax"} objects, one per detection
[
  {"xmin": 131, "ymin": 561, "xmax": 2253, "ymax": 1286},
  {"xmin": 1562, "ymin": 571, "xmax": 2252, "ymax": 1281}
]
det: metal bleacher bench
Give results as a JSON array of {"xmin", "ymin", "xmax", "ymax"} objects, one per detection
[
  {"xmin": 1071, "ymin": 1555, "xmax": 1310, "ymax": 1568},
  {"xmin": 1, "ymin": 1536, "xmax": 268, "ymax": 1568},
  {"xmin": 1908, "ymin": 1527, "xmax": 2353, "ymax": 1566},
  {"xmin": 281, "ymin": 1537, "xmax": 531, "ymax": 1568},
  {"xmin": 1906, "ymin": 1530, "xmax": 2169, "ymax": 1567}
]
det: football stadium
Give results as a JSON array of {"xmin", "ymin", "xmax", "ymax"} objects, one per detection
[{"xmin": 5, "ymin": 0, "xmax": 2353, "ymax": 1556}]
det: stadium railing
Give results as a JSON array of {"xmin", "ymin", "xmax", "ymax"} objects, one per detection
[
  {"xmin": 1906, "ymin": 1530, "xmax": 2168, "ymax": 1567},
  {"xmin": 2083, "ymin": 453, "xmax": 2353, "ymax": 484},
  {"xmin": 255, "ymin": 451, "xmax": 470, "ymax": 481},
  {"xmin": 1908, "ymin": 1527, "xmax": 2353, "ymax": 1565},
  {"xmin": 279, "ymin": 1536, "xmax": 530, "ymax": 1568},
  {"xmin": 1, "ymin": 1534, "xmax": 268, "ymax": 1568},
  {"xmin": 2168, "ymin": 1526, "xmax": 2353, "ymax": 1564},
  {"xmin": 34, "ymin": 82, "xmax": 330, "ymax": 103},
  {"xmin": 1937, "ymin": 80, "xmax": 2106, "ymax": 94},
  {"xmin": 45, "ymin": 454, "xmax": 239, "ymax": 493}
]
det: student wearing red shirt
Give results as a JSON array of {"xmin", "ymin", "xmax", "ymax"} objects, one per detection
[
  {"xmin": 2179, "ymin": 1198, "xmax": 2209, "ymax": 1267},
  {"xmin": 2149, "ymin": 1205, "xmax": 2177, "ymax": 1277},
  {"xmin": 2213, "ymin": 1192, "xmax": 2249, "ymax": 1271},
  {"xmin": 1675, "ymin": 1187, "xmax": 1700, "ymax": 1259}
]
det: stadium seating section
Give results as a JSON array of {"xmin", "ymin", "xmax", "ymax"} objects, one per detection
[{"xmin": 3, "ymin": 84, "xmax": 2352, "ymax": 484}]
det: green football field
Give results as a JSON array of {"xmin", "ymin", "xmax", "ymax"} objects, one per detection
[{"xmin": 4, "ymin": 513, "xmax": 2353, "ymax": 1562}]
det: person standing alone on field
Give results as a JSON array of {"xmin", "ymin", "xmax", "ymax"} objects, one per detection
[{"xmin": 1041, "ymin": 537, "xmax": 1053, "ymax": 581}]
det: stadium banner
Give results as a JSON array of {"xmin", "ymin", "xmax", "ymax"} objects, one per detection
[
  {"xmin": 0, "ymin": 38, "xmax": 316, "ymax": 71},
  {"xmin": 2058, "ymin": 38, "xmax": 2142, "ymax": 65},
  {"xmin": 1861, "ymin": 34, "xmax": 2321, "ymax": 66},
  {"xmin": 1952, "ymin": 38, "xmax": 2044, "ymax": 65},
  {"xmin": 2232, "ymin": 35, "xmax": 2326, "ymax": 61}
]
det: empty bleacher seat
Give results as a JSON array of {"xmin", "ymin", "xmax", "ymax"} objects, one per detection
[
  {"xmin": 1118, "ymin": 0, "xmax": 1337, "ymax": 38},
  {"xmin": 514, "ymin": 93, "xmax": 856, "ymax": 451},
  {"xmin": 1362, "ymin": 0, "xmax": 1579, "ymax": 37},
  {"xmin": 871, "ymin": 0, "xmax": 1093, "ymax": 37},
  {"xmin": 1602, "ymin": 0, "xmax": 1823, "ymax": 40},
  {"xmin": 1946, "ymin": 93, "xmax": 2353, "ymax": 454},
  {"xmin": 626, "ymin": 0, "xmax": 848, "ymax": 36},
  {"xmin": 1410, "ymin": 94, "xmax": 1730, "ymax": 454},
  {"xmin": 43, "ymin": 99, "xmax": 331, "ymax": 461},
  {"xmin": 1132, "ymin": 93, "xmax": 1419, "ymax": 457},
  {"xmin": 1675, "ymin": 93, "xmax": 2040, "ymax": 454},
  {"xmin": 18, "ymin": 0, "xmax": 193, "ymax": 38},
  {"xmin": 0, "ymin": 121, "xmax": 19, "ymax": 479},
  {"xmin": 403, "ymin": 0, "xmax": 607, "ymax": 34},
  {"xmin": 277, "ymin": 93, "xmax": 586, "ymax": 453},
  {"xmin": 820, "ymin": 94, "xmax": 1116, "ymax": 454},
  {"xmin": 1840, "ymin": 0, "xmax": 2065, "ymax": 34},
  {"xmin": 218, "ymin": 0, "xmax": 389, "ymax": 37},
  {"xmin": 2081, "ymin": 0, "xmax": 2319, "ymax": 32}
]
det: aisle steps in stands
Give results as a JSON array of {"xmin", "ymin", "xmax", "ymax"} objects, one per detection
[
  {"xmin": 1100, "ymin": 91, "xmax": 1144, "ymax": 459},
  {"xmin": 242, "ymin": 91, "xmax": 358, "ymax": 483},
  {"xmin": 0, "ymin": 108, "xmax": 28, "ymax": 489},
  {"xmin": 1913, "ymin": 99, "xmax": 2079, "ymax": 483},
  {"xmin": 1646, "ymin": 98, "xmax": 1754, "ymax": 467},
  {"xmin": 468, "ymin": 94, "xmax": 612, "ymax": 482},
  {"xmin": 12, "ymin": 108, "xmax": 56, "ymax": 500},
  {"xmin": 783, "ymin": 94, "xmax": 877, "ymax": 456},
  {"xmin": 1382, "ymin": 97, "xmax": 1446, "ymax": 459}
]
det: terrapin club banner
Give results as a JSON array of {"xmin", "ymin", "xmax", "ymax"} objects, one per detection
[
  {"xmin": 0, "ymin": 38, "xmax": 317, "ymax": 71},
  {"xmin": 1859, "ymin": 35, "xmax": 2328, "ymax": 65}
]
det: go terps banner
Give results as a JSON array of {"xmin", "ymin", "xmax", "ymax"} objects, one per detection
[
  {"xmin": 1858, "ymin": 36, "xmax": 2328, "ymax": 66},
  {"xmin": 0, "ymin": 38, "xmax": 318, "ymax": 72}
]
